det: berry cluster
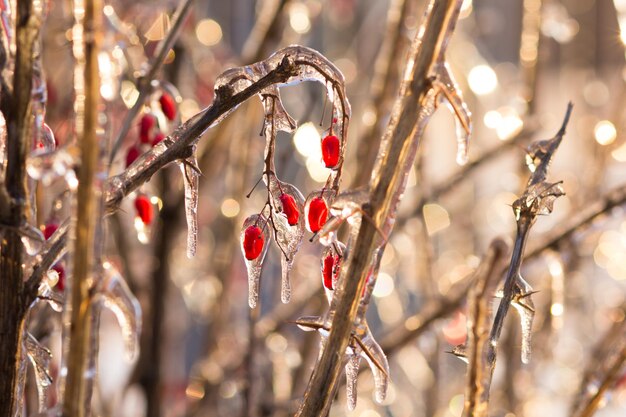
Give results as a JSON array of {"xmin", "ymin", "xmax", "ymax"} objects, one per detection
[{"xmin": 124, "ymin": 90, "xmax": 179, "ymax": 233}]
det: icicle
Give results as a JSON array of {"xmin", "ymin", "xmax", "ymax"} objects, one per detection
[
  {"xmin": 267, "ymin": 177, "xmax": 305, "ymax": 303},
  {"xmin": 240, "ymin": 214, "xmax": 271, "ymax": 308},
  {"xmin": 512, "ymin": 274, "xmax": 535, "ymax": 364},
  {"xmin": 434, "ymin": 62, "xmax": 472, "ymax": 165},
  {"xmin": 345, "ymin": 352, "xmax": 360, "ymax": 411},
  {"xmin": 178, "ymin": 154, "xmax": 200, "ymax": 258},
  {"xmin": 25, "ymin": 333, "xmax": 53, "ymax": 413},
  {"xmin": 360, "ymin": 332, "xmax": 390, "ymax": 403},
  {"xmin": 99, "ymin": 261, "xmax": 142, "ymax": 361}
]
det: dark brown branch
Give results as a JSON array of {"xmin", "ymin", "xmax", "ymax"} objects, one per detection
[{"xmin": 0, "ymin": 1, "xmax": 40, "ymax": 414}]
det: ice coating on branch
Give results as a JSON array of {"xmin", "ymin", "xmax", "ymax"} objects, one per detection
[
  {"xmin": 25, "ymin": 333, "xmax": 53, "ymax": 413},
  {"xmin": 512, "ymin": 274, "xmax": 535, "ymax": 364},
  {"xmin": 267, "ymin": 177, "xmax": 305, "ymax": 303},
  {"xmin": 99, "ymin": 261, "xmax": 142, "ymax": 361},
  {"xmin": 212, "ymin": 46, "xmax": 350, "ymax": 141},
  {"xmin": 513, "ymin": 181, "xmax": 565, "ymax": 221},
  {"xmin": 241, "ymin": 214, "xmax": 271, "ymax": 308},
  {"xmin": 345, "ymin": 352, "xmax": 360, "ymax": 410},
  {"xmin": 179, "ymin": 156, "xmax": 200, "ymax": 258}
]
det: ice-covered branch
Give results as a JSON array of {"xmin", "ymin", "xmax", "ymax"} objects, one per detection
[
  {"xmin": 475, "ymin": 103, "xmax": 572, "ymax": 414},
  {"xmin": 297, "ymin": 1, "xmax": 469, "ymax": 415}
]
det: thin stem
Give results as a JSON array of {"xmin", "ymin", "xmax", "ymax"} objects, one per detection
[
  {"xmin": 63, "ymin": 0, "xmax": 101, "ymax": 415},
  {"xmin": 108, "ymin": 0, "xmax": 193, "ymax": 164}
]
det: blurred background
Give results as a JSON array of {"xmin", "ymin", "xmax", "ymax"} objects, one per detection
[{"xmin": 32, "ymin": 0, "xmax": 626, "ymax": 416}]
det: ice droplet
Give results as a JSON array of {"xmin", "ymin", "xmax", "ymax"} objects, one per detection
[
  {"xmin": 179, "ymin": 155, "xmax": 200, "ymax": 258},
  {"xmin": 345, "ymin": 353, "xmax": 360, "ymax": 411},
  {"xmin": 241, "ymin": 214, "xmax": 271, "ymax": 308},
  {"xmin": 25, "ymin": 333, "xmax": 53, "ymax": 413},
  {"xmin": 99, "ymin": 261, "xmax": 142, "ymax": 361}
]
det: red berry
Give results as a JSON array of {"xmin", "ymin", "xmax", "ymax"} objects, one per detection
[
  {"xmin": 43, "ymin": 223, "xmax": 58, "ymax": 240},
  {"xmin": 152, "ymin": 131, "xmax": 165, "ymax": 146},
  {"xmin": 52, "ymin": 263, "xmax": 65, "ymax": 291},
  {"xmin": 140, "ymin": 114, "xmax": 157, "ymax": 144},
  {"xmin": 322, "ymin": 254, "xmax": 341, "ymax": 290},
  {"xmin": 134, "ymin": 195, "xmax": 153, "ymax": 225},
  {"xmin": 126, "ymin": 145, "xmax": 141, "ymax": 167},
  {"xmin": 321, "ymin": 135, "xmax": 340, "ymax": 168},
  {"xmin": 159, "ymin": 93, "xmax": 177, "ymax": 121},
  {"xmin": 308, "ymin": 197, "xmax": 328, "ymax": 233},
  {"xmin": 243, "ymin": 225, "xmax": 264, "ymax": 260},
  {"xmin": 280, "ymin": 193, "xmax": 299, "ymax": 226}
]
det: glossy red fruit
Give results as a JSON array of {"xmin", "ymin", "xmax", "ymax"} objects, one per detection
[
  {"xmin": 280, "ymin": 193, "xmax": 299, "ymax": 226},
  {"xmin": 134, "ymin": 195, "xmax": 153, "ymax": 225},
  {"xmin": 321, "ymin": 134, "xmax": 340, "ymax": 168},
  {"xmin": 52, "ymin": 264, "xmax": 65, "ymax": 291},
  {"xmin": 322, "ymin": 254, "xmax": 341, "ymax": 290},
  {"xmin": 308, "ymin": 197, "xmax": 328, "ymax": 233},
  {"xmin": 43, "ymin": 223, "xmax": 58, "ymax": 240},
  {"xmin": 152, "ymin": 131, "xmax": 165, "ymax": 146},
  {"xmin": 243, "ymin": 225, "xmax": 264, "ymax": 260},
  {"xmin": 159, "ymin": 93, "xmax": 177, "ymax": 121},
  {"xmin": 140, "ymin": 114, "xmax": 156, "ymax": 144},
  {"xmin": 126, "ymin": 145, "xmax": 141, "ymax": 167}
]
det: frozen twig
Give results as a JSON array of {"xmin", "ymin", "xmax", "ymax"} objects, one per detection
[
  {"xmin": 462, "ymin": 239, "xmax": 509, "ymax": 417},
  {"xmin": 297, "ymin": 1, "xmax": 467, "ymax": 415},
  {"xmin": 63, "ymin": 0, "xmax": 102, "ymax": 415},
  {"xmin": 108, "ymin": 0, "xmax": 193, "ymax": 164},
  {"xmin": 477, "ymin": 103, "xmax": 572, "ymax": 414},
  {"xmin": 570, "ymin": 311, "xmax": 626, "ymax": 417}
]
